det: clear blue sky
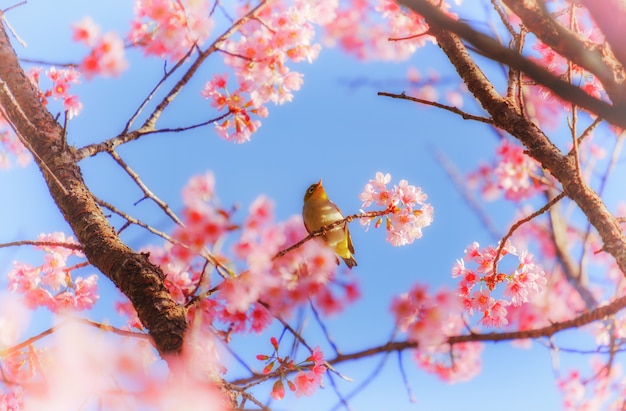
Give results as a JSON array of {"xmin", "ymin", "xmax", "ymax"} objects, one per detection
[{"xmin": 0, "ymin": 1, "xmax": 611, "ymax": 410}]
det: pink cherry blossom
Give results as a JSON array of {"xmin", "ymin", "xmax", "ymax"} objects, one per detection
[
  {"xmin": 78, "ymin": 30, "xmax": 128, "ymax": 79},
  {"xmin": 454, "ymin": 241, "xmax": 546, "ymax": 329},
  {"xmin": 0, "ymin": 294, "xmax": 31, "ymax": 350},
  {"xmin": 201, "ymin": 74, "xmax": 266, "ymax": 143},
  {"xmin": 391, "ymin": 284, "xmax": 463, "ymax": 347},
  {"xmin": 469, "ymin": 140, "xmax": 540, "ymax": 201},
  {"xmin": 321, "ymin": 0, "xmax": 436, "ymax": 61},
  {"xmin": 415, "ymin": 341, "xmax": 483, "ymax": 383},
  {"xmin": 71, "ymin": 16, "xmax": 101, "ymax": 46},
  {"xmin": 129, "ymin": 0, "xmax": 214, "ymax": 60},
  {"xmin": 182, "ymin": 171, "xmax": 216, "ymax": 206},
  {"xmin": 293, "ymin": 367, "xmax": 325, "ymax": 397},
  {"xmin": 0, "ymin": 113, "xmax": 31, "ymax": 168},
  {"xmin": 28, "ymin": 67, "xmax": 84, "ymax": 119},
  {"xmin": 7, "ymin": 232, "xmax": 97, "ymax": 312},
  {"xmin": 0, "ymin": 388, "xmax": 22, "ymax": 410},
  {"xmin": 360, "ymin": 172, "xmax": 433, "ymax": 246}
]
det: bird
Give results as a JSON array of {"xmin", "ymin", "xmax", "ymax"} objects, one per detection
[{"xmin": 302, "ymin": 179, "xmax": 357, "ymax": 269}]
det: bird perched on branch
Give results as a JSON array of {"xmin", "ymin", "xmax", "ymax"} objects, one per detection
[{"xmin": 302, "ymin": 179, "xmax": 357, "ymax": 269}]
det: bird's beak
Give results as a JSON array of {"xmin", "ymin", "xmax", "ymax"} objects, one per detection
[{"xmin": 317, "ymin": 179, "xmax": 323, "ymax": 186}]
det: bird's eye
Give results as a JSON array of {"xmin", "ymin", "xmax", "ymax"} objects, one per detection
[{"xmin": 308, "ymin": 186, "xmax": 315, "ymax": 194}]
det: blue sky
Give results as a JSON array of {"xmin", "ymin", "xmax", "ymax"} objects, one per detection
[{"xmin": 0, "ymin": 1, "xmax": 615, "ymax": 410}]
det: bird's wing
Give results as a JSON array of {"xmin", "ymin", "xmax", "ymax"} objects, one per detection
[{"xmin": 345, "ymin": 225, "xmax": 355, "ymax": 254}]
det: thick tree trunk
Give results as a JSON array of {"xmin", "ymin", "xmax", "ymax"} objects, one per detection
[{"xmin": 0, "ymin": 23, "xmax": 186, "ymax": 356}]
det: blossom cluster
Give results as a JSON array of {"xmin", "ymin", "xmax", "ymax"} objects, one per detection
[
  {"xmin": 7, "ymin": 232, "xmax": 98, "ymax": 312},
  {"xmin": 201, "ymin": 74, "xmax": 268, "ymax": 143},
  {"xmin": 0, "ymin": 113, "xmax": 31, "ymax": 169},
  {"xmin": 202, "ymin": 0, "xmax": 332, "ymax": 142},
  {"xmin": 28, "ymin": 67, "xmax": 83, "ymax": 119},
  {"xmin": 359, "ymin": 172, "xmax": 433, "ymax": 246},
  {"xmin": 391, "ymin": 284, "xmax": 462, "ymax": 347},
  {"xmin": 0, "ymin": 316, "xmax": 226, "ymax": 410},
  {"xmin": 452, "ymin": 241, "xmax": 546, "ymax": 328},
  {"xmin": 321, "ymin": 0, "xmax": 435, "ymax": 61},
  {"xmin": 391, "ymin": 283, "xmax": 483, "ymax": 382},
  {"xmin": 257, "ymin": 337, "xmax": 327, "ymax": 400},
  {"xmin": 71, "ymin": 16, "xmax": 128, "ymax": 78},
  {"xmin": 468, "ymin": 140, "xmax": 540, "ymax": 202},
  {"xmin": 128, "ymin": 0, "xmax": 213, "ymax": 60},
  {"xmin": 557, "ymin": 357, "xmax": 624, "ymax": 411}
]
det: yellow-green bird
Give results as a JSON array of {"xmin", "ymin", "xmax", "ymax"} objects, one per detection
[{"xmin": 302, "ymin": 179, "xmax": 357, "ymax": 269}]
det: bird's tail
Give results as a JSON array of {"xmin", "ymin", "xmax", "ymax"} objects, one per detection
[{"xmin": 342, "ymin": 256, "xmax": 357, "ymax": 269}]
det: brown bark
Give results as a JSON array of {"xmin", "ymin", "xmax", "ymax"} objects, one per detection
[
  {"xmin": 398, "ymin": 0, "xmax": 626, "ymax": 127},
  {"xmin": 502, "ymin": 0, "xmax": 626, "ymax": 105},
  {"xmin": 0, "ymin": 24, "xmax": 186, "ymax": 356}
]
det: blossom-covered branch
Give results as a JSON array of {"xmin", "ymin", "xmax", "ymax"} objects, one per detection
[
  {"xmin": 397, "ymin": 0, "xmax": 626, "ymax": 128},
  {"xmin": 273, "ymin": 209, "xmax": 389, "ymax": 260}
]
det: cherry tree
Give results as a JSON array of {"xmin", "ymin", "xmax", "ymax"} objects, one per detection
[{"xmin": 0, "ymin": 0, "xmax": 625, "ymax": 409}]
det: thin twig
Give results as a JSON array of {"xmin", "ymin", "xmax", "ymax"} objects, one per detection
[
  {"xmin": 397, "ymin": 350, "xmax": 417, "ymax": 403},
  {"xmin": 222, "ymin": 382, "xmax": 271, "ymax": 411},
  {"xmin": 0, "ymin": 240, "xmax": 83, "ymax": 251},
  {"xmin": 388, "ymin": 30, "xmax": 430, "ymax": 42},
  {"xmin": 108, "ymin": 150, "xmax": 184, "ymax": 226},
  {"xmin": 491, "ymin": 192, "xmax": 565, "ymax": 277},
  {"xmin": 0, "ymin": 318, "xmax": 150, "ymax": 357},
  {"xmin": 274, "ymin": 209, "xmax": 391, "ymax": 260},
  {"xmin": 74, "ymin": 112, "xmax": 231, "ymax": 160},
  {"xmin": 577, "ymin": 132, "xmax": 624, "ymax": 295},
  {"xmin": 433, "ymin": 148, "xmax": 502, "ymax": 241},
  {"xmin": 309, "ymin": 301, "xmax": 340, "ymax": 355},
  {"xmin": 378, "ymin": 91, "xmax": 494, "ymax": 123},
  {"xmin": 123, "ymin": 45, "xmax": 196, "ymax": 134},
  {"xmin": 95, "ymin": 196, "xmax": 179, "ymax": 245}
]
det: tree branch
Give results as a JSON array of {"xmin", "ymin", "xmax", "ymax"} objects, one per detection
[
  {"xmin": 502, "ymin": 0, "xmax": 626, "ymax": 105},
  {"xmin": 397, "ymin": 0, "xmax": 626, "ymax": 128},
  {"xmin": 378, "ymin": 91, "xmax": 494, "ymax": 123},
  {"xmin": 231, "ymin": 293, "xmax": 626, "ymax": 386}
]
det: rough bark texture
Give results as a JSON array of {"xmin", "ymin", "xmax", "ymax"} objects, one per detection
[{"xmin": 0, "ymin": 24, "xmax": 186, "ymax": 356}]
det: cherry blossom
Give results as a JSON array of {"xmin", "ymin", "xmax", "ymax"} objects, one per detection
[
  {"xmin": 258, "ymin": 338, "xmax": 327, "ymax": 400},
  {"xmin": 0, "ymin": 113, "xmax": 31, "ymax": 168},
  {"xmin": 360, "ymin": 172, "xmax": 433, "ymax": 245},
  {"xmin": 453, "ymin": 241, "xmax": 547, "ymax": 330},
  {"xmin": 321, "ymin": 0, "xmax": 436, "ymax": 61},
  {"xmin": 557, "ymin": 357, "xmax": 624, "ymax": 411},
  {"xmin": 201, "ymin": 75, "xmax": 267, "ymax": 143},
  {"xmin": 391, "ymin": 284, "xmax": 463, "ymax": 347},
  {"xmin": 469, "ymin": 140, "xmax": 540, "ymax": 202},
  {"xmin": 129, "ymin": 0, "xmax": 214, "ymax": 60},
  {"xmin": 11, "ymin": 320, "xmax": 226, "ymax": 411},
  {"xmin": 78, "ymin": 32, "xmax": 128, "ymax": 79},
  {"xmin": 7, "ymin": 232, "xmax": 98, "ymax": 312},
  {"xmin": 71, "ymin": 16, "xmax": 100, "ymax": 46},
  {"xmin": 28, "ymin": 67, "xmax": 84, "ymax": 119}
]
